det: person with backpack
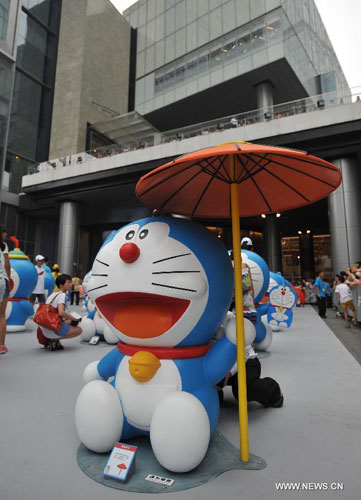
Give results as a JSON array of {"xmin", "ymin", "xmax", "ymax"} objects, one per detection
[{"xmin": 36, "ymin": 274, "xmax": 82, "ymax": 350}]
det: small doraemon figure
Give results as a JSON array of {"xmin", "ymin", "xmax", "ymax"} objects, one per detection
[
  {"xmin": 6, "ymin": 238, "xmax": 38, "ymax": 332},
  {"xmin": 42, "ymin": 260, "xmax": 55, "ymax": 298},
  {"xmin": 267, "ymin": 284, "xmax": 297, "ymax": 328},
  {"xmin": 75, "ymin": 216, "xmax": 253, "ymax": 472},
  {"xmin": 240, "ymin": 249, "xmax": 273, "ymax": 350}
]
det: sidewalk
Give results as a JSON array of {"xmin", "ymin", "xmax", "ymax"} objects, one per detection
[{"xmin": 0, "ymin": 306, "xmax": 360, "ymax": 500}]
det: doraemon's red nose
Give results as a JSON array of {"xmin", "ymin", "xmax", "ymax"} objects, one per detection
[
  {"xmin": 281, "ymin": 291, "xmax": 285, "ymax": 295},
  {"xmin": 119, "ymin": 242, "xmax": 140, "ymax": 263}
]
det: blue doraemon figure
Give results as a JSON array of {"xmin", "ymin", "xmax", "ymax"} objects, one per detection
[
  {"xmin": 6, "ymin": 238, "xmax": 38, "ymax": 332},
  {"xmin": 42, "ymin": 262, "xmax": 55, "ymax": 298},
  {"xmin": 240, "ymin": 249, "xmax": 273, "ymax": 350},
  {"xmin": 75, "ymin": 216, "xmax": 256, "ymax": 473}
]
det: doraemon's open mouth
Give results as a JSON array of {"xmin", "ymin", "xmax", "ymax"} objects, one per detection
[{"xmin": 96, "ymin": 292, "xmax": 190, "ymax": 339}]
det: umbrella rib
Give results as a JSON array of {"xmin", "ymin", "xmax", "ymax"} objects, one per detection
[
  {"xmin": 218, "ymin": 155, "xmax": 233, "ymax": 183},
  {"xmin": 237, "ymin": 156, "xmax": 273, "ymax": 212},
  {"xmin": 200, "ymin": 156, "xmax": 230, "ymax": 182},
  {"xmin": 269, "ymin": 152, "xmax": 337, "ymax": 171},
  {"xmin": 251, "ymin": 152, "xmax": 339, "ymax": 187},
  {"xmin": 191, "ymin": 158, "xmax": 225, "ymax": 216},
  {"xmin": 262, "ymin": 166, "xmax": 310, "ymax": 202},
  {"xmin": 158, "ymin": 167, "xmax": 205, "ymax": 210},
  {"xmin": 139, "ymin": 160, "xmax": 202, "ymax": 196},
  {"xmin": 237, "ymin": 154, "xmax": 271, "ymax": 183}
]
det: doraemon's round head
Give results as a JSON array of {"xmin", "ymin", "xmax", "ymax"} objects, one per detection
[
  {"xmin": 241, "ymin": 250, "xmax": 269, "ymax": 303},
  {"xmin": 268, "ymin": 271, "xmax": 291, "ymax": 292},
  {"xmin": 9, "ymin": 250, "xmax": 38, "ymax": 299},
  {"xmin": 86, "ymin": 217, "xmax": 234, "ymax": 347}
]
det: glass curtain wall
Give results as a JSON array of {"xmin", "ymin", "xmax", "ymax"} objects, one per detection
[{"xmin": 5, "ymin": 0, "xmax": 60, "ymax": 194}]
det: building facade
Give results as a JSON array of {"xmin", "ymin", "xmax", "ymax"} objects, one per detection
[{"xmin": 2, "ymin": 0, "xmax": 360, "ymax": 278}]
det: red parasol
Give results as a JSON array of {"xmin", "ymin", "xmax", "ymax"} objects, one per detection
[{"xmin": 136, "ymin": 141, "xmax": 341, "ymax": 462}]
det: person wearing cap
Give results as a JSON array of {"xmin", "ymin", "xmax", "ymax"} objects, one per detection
[
  {"xmin": 29, "ymin": 255, "xmax": 46, "ymax": 305},
  {"xmin": 241, "ymin": 236, "xmax": 253, "ymax": 250},
  {"xmin": 0, "ymin": 225, "xmax": 11, "ymax": 354}
]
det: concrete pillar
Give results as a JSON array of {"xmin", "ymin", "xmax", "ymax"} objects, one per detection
[
  {"xmin": 263, "ymin": 215, "xmax": 282, "ymax": 272},
  {"xmin": 256, "ymin": 81, "xmax": 273, "ymax": 120},
  {"xmin": 57, "ymin": 201, "xmax": 79, "ymax": 275},
  {"xmin": 328, "ymin": 157, "xmax": 361, "ymax": 275},
  {"xmin": 299, "ymin": 233, "xmax": 315, "ymax": 279}
]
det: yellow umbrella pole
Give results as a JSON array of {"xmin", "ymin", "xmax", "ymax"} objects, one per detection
[{"xmin": 230, "ymin": 155, "xmax": 250, "ymax": 462}]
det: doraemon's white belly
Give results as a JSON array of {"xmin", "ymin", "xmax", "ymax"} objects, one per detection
[{"xmin": 115, "ymin": 356, "xmax": 182, "ymax": 430}]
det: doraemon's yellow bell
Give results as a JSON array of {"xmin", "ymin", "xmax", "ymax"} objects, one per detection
[{"xmin": 128, "ymin": 351, "xmax": 161, "ymax": 383}]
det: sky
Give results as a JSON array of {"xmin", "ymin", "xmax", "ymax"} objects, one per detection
[{"xmin": 109, "ymin": 0, "xmax": 361, "ymax": 90}]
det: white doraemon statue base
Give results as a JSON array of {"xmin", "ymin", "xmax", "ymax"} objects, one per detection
[{"xmin": 75, "ymin": 216, "xmax": 255, "ymax": 472}]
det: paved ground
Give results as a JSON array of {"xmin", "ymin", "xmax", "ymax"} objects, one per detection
[
  {"xmin": 311, "ymin": 305, "xmax": 361, "ymax": 365},
  {"xmin": 1, "ymin": 305, "xmax": 360, "ymax": 500}
]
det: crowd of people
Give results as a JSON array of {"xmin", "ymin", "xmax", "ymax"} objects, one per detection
[
  {"xmin": 0, "ymin": 225, "xmax": 85, "ymax": 354},
  {"xmin": 292, "ymin": 264, "xmax": 361, "ymax": 329}
]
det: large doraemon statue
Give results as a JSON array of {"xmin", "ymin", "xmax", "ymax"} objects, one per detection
[
  {"xmin": 6, "ymin": 239, "xmax": 38, "ymax": 332},
  {"xmin": 75, "ymin": 216, "xmax": 256, "ymax": 472}
]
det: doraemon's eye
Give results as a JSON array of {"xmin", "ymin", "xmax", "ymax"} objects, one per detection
[
  {"xmin": 139, "ymin": 229, "xmax": 149, "ymax": 240},
  {"xmin": 125, "ymin": 230, "xmax": 135, "ymax": 240}
]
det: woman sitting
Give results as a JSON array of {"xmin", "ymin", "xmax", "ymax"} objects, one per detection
[{"xmin": 36, "ymin": 274, "xmax": 82, "ymax": 350}]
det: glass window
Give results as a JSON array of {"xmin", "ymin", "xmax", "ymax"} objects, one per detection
[
  {"xmin": 16, "ymin": 11, "xmax": 50, "ymax": 82},
  {"xmin": 165, "ymin": 7, "xmax": 175, "ymax": 37},
  {"xmin": 164, "ymin": 33, "xmax": 175, "ymax": 64},
  {"xmin": 209, "ymin": 7, "xmax": 222, "ymax": 39},
  {"xmin": 175, "ymin": 28, "xmax": 185, "ymax": 59},
  {"xmin": 22, "ymin": 0, "xmax": 51, "ymax": 26},
  {"xmin": 198, "ymin": 0, "xmax": 208, "ymax": 18},
  {"xmin": 147, "ymin": 0, "xmax": 156, "ymax": 22},
  {"xmin": 175, "ymin": 0, "xmax": 185, "ymax": 31},
  {"xmin": 251, "ymin": 27, "xmax": 266, "ymax": 50},
  {"xmin": 8, "ymin": 72, "xmax": 42, "ymax": 159},
  {"xmin": 155, "ymin": 13, "xmax": 165, "ymax": 42},
  {"xmin": 0, "ymin": 0, "xmax": 10, "ymax": 41},
  {"xmin": 155, "ymin": 41, "xmax": 165, "ymax": 68},
  {"xmin": 198, "ymin": 14, "xmax": 209, "ymax": 46},
  {"xmin": 146, "ymin": 18, "xmax": 156, "ymax": 44},
  {"xmin": 145, "ymin": 44, "xmax": 155, "ymax": 74},
  {"xmin": 186, "ymin": 0, "xmax": 197, "ymax": 23}
]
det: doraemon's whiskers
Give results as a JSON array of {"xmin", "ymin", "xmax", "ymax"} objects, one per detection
[
  {"xmin": 95, "ymin": 258, "xmax": 109, "ymax": 267},
  {"xmin": 91, "ymin": 274, "xmax": 108, "ymax": 277},
  {"xmin": 152, "ymin": 270, "xmax": 200, "ymax": 274},
  {"xmin": 152, "ymin": 282, "xmax": 197, "ymax": 293},
  {"xmin": 153, "ymin": 253, "xmax": 191, "ymax": 264},
  {"xmin": 87, "ymin": 284, "xmax": 108, "ymax": 293}
]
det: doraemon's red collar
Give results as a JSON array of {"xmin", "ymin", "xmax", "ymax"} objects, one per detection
[{"xmin": 117, "ymin": 342, "xmax": 211, "ymax": 359}]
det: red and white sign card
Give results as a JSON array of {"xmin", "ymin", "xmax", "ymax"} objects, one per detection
[{"xmin": 103, "ymin": 442, "xmax": 137, "ymax": 481}]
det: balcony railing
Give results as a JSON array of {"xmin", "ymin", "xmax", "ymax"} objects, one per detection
[{"xmin": 26, "ymin": 85, "xmax": 361, "ymax": 175}]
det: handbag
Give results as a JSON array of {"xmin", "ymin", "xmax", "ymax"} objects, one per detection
[{"xmin": 33, "ymin": 293, "xmax": 62, "ymax": 332}]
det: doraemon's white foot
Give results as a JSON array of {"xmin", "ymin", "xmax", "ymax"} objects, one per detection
[
  {"xmin": 150, "ymin": 392, "xmax": 210, "ymax": 472},
  {"xmin": 279, "ymin": 321, "xmax": 288, "ymax": 327},
  {"xmin": 75, "ymin": 380, "xmax": 123, "ymax": 453},
  {"xmin": 269, "ymin": 319, "xmax": 278, "ymax": 325}
]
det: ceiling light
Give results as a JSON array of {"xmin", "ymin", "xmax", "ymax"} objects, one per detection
[
  {"xmin": 276, "ymin": 212, "xmax": 281, "ymax": 218},
  {"xmin": 266, "ymin": 26, "xmax": 274, "ymax": 30},
  {"xmin": 261, "ymin": 214, "xmax": 266, "ymax": 219},
  {"xmin": 297, "ymin": 255, "xmax": 300, "ymax": 259},
  {"xmin": 306, "ymin": 229, "xmax": 311, "ymax": 234},
  {"xmin": 298, "ymin": 230, "xmax": 302, "ymax": 235}
]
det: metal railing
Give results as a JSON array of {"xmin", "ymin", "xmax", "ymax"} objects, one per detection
[{"xmin": 26, "ymin": 85, "xmax": 361, "ymax": 175}]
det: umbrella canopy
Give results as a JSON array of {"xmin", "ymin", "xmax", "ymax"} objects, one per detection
[
  {"xmin": 135, "ymin": 141, "xmax": 342, "ymax": 463},
  {"xmin": 136, "ymin": 142, "xmax": 341, "ymax": 217}
]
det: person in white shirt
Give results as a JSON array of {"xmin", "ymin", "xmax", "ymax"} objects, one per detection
[
  {"xmin": 29, "ymin": 254, "xmax": 46, "ymax": 304},
  {"xmin": 0, "ymin": 225, "xmax": 11, "ymax": 354},
  {"xmin": 36, "ymin": 273, "xmax": 82, "ymax": 351},
  {"xmin": 335, "ymin": 275, "xmax": 357, "ymax": 328}
]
